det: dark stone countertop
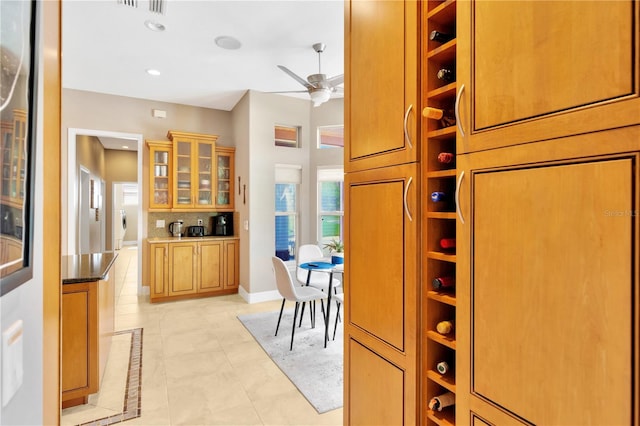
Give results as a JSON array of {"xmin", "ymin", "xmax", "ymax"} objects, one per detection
[{"xmin": 62, "ymin": 252, "xmax": 118, "ymax": 284}]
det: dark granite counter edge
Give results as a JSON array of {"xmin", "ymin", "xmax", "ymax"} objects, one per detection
[{"xmin": 62, "ymin": 252, "xmax": 119, "ymax": 284}]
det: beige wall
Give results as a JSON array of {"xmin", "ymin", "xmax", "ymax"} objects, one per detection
[{"xmin": 104, "ymin": 149, "xmax": 137, "ymax": 250}]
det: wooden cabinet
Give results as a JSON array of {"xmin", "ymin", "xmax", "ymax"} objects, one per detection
[
  {"xmin": 147, "ymin": 140, "xmax": 172, "ymax": 210},
  {"xmin": 223, "ymin": 239, "xmax": 239, "ymax": 289},
  {"xmin": 215, "ymin": 147, "xmax": 235, "ymax": 210},
  {"xmin": 344, "ymin": 164, "xmax": 419, "ymax": 425},
  {"xmin": 147, "ymin": 131, "xmax": 235, "ymax": 211},
  {"xmin": 456, "ymin": 126, "xmax": 640, "ymax": 426},
  {"xmin": 421, "ymin": 1, "xmax": 458, "ymax": 424},
  {"xmin": 198, "ymin": 240, "xmax": 223, "ymax": 293},
  {"xmin": 147, "ymin": 237, "xmax": 239, "ymax": 302},
  {"xmin": 61, "ymin": 272, "xmax": 115, "ymax": 408},
  {"xmin": 167, "ymin": 130, "xmax": 218, "ymax": 210},
  {"xmin": 345, "ymin": 0, "xmax": 419, "ymax": 172},
  {"xmin": 148, "ymin": 241, "xmax": 169, "ymax": 299},
  {"xmin": 168, "ymin": 240, "xmax": 198, "ymax": 296},
  {"xmin": 456, "ymin": 1, "xmax": 640, "ymax": 153},
  {"xmin": 1, "ymin": 109, "xmax": 26, "ymax": 207}
]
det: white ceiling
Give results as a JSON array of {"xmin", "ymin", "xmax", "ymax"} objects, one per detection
[{"xmin": 62, "ymin": 0, "xmax": 345, "ymax": 116}]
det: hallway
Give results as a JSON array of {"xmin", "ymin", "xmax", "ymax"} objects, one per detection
[{"xmin": 61, "ymin": 247, "xmax": 343, "ymax": 425}]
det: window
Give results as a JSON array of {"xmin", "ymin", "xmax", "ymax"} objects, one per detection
[
  {"xmin": 275, "ymin": 124, "xmax": 300, "ymax": 148},
  {"xmin": 275, "ymin": 165, "xmax": 301, "ymax": 261},
  {"xmin": 318, "ymin": 167, "xmax": 344, "ymax": 250},
  {"xmin": 317, "ymin": 125, "xmax": 344, "ymax": 149},
  {"xmin": 122, "ymin": 183, "xmax": 138, "ymax": 205}
]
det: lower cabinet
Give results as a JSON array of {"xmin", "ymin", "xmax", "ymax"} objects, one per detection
[
  {"xmin": 148, "ymin": 237, "xmax": 239, "ymax": 302},
  {"xmin": 61, "ymin": 273, "xmax": 115, "ymax": 408}
]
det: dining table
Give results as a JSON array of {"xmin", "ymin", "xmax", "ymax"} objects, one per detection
[{"xmin": 298, "ymin": 260, "xmax": 344, "ymax": 347}]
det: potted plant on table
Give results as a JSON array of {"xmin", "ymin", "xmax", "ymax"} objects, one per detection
[{"xmin": 323, "ymin": 238, "xmax": 344, "ymax": 265}]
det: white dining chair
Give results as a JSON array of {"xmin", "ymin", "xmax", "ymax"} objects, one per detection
[
  {"xmin": 332, "ymin": 292, "xmax": 344, "ymax": 340},
  {"xmin": 272, "ymin": 256, "xmax": 328, "ymax": 350},
  {"xmin": 296, "ymin": 244, "xmax": 342, "ymax": 326}
]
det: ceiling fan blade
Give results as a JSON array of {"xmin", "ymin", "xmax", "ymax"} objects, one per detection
[
  {"xmin": 332, "ymin": 86, "xmax": 344, "ymax": 94},
  {"xmin": 326, "ymin": 74, "xmax": 344, "ymax": 88},
  {"xmin": 277, "ymin": 65, "xmax": 312, "ymax": 89},
  {"xmin": 267, "ymin": 90, "xmax": 309, "ymax": 94}
]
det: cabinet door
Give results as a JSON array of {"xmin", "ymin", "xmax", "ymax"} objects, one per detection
[
  {"xmin": 198, "ymin": 240, "xmax": 223, "ymax": 293},
  {"xmin": 147, "ymin": 141, "xmax": 172, "ymax": 210},
  {"xmin": 457, "ymin": 1, "xmax": 640, "ymax": 153},
  {"xmin": 456, "ymin": 128, "xmax": 639, "ymax": 426},
  {"xmin": 215, "ymin": 148, "xmax": 235, "ymax": 210},
  {"xmin": 194, "ymin": 140, "xmax": 215, "ymax": 209},
  {"xmin": 345, "ymin": 0, "xmax": 419, "ymax": 172},
  {"xmin": 344, "ymin": 163, "xmax": 419, "ymax": 425},
  {"xmin": 148, "ymin": 242, "xmax": 169, "ymax": 300},
  {"xmin": 223, "ymin": 239, "xmax": 239, "ymax": 289},
  {"xmin": 168, "ymin": 242, "xmax": 197, "ymax": 296},
  {"xmin": 62, "ymin": 282, "xmax": 98, "ymax": 400},
  {"xmin": 174, "ymin": 138, "xmax": 196, "ymax": 208}
]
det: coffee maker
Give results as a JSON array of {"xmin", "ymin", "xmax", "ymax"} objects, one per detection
[{"xmin": 211, "ymin": 213, "xmax": 233, "ymax": 236}]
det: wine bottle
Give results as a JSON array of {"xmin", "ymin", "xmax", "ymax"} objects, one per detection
[
  {"xmin": 440, "ymin": 238, "xmax": 456, "ymax": 249},
  {"xmin": 437, "ymin": 152, "xmax": 455, "ymax": 164},
  {"xmin": 436, "ymin": 361, "xmax": 449, "ymax": 375},
  {"xmin": 436, "ymin": 320, "xmax": 454, "ymax": 335},
  {"xmin": 422, "ymin": 107, "xmax": 456, "ymax": 128},
  {"xmin": 431, "ymin": 191, "xmax": 446, "ymax": 202},
  {"xmin": 428, "ymin": 391, "xmax": 455, "ymax": 412},
  {"xmin": 432, "ymin": 276, "xmax": 455, "ymax": 290},
  {"xmin": 429, "ymin": 30, "xmax": 455, "ymax": 44},
  {"xmin": 437, "ymin": 68, "xmax": 455, "ymax": 83}
]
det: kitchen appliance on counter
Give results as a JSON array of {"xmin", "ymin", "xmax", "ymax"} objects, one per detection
[
  {"xmin": 168, "ymin": 220, "xmax": 184, "ymax": 237},
  {"xmin": 211, "ymin": 213, "xmax": 234, "ymax": 236},
  {"xmin": 186, "ymin": 225, "xmax": 205, "ymax": 237}
]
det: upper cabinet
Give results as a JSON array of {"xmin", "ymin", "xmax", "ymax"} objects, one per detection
[
  {"xmin": 1, "ymin": 109, "xmax": 26, "ymax": 208},
  {"xmin": 147, "ymin": 131, "xmax": 235, "ymax": 212},
  {"xmin": 457, "ymin": 1, "xmax": 640, "ymax": 153},
  {"xmin": 345, "ymin": 0, "xmax": 420, "ymax": 172},
  {"xmin": 168, "ymin": 130, "xmax": 217, "ymax": 210},
  {"xmin": 148, "ymin": 140, "xmax": 172, "ymax": 210},
  {"xmin": 214, "ymin": 147, "xmax": 235, "ymax": 210}
]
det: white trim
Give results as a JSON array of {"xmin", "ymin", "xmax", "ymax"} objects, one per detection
[{"xmin": 238, "ymin": 286, "xmax": 281, "ymax": 304}]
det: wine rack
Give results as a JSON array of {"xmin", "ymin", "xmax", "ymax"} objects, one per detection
[{"xmin": 421, "ymin": 1, "xmax": 457, "ymax": 425}]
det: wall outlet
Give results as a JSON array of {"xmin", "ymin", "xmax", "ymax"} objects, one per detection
[
  {"xmin": 197, "ymin": 219, "xmax": 203, "ymax": 226},
  {"xmin": 156, "ymin": 220, "xmax": 165, "ymax": 228}
]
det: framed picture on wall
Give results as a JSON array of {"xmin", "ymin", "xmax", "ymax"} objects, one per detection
[{"xmin": 0, "ymin": 0, "xmax": 39, "ymax": 295}]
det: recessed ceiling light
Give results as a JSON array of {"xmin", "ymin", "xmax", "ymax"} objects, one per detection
[
  {"xmin": 146, "ymin": 69, "xmax": 161, "ymax": 76},
  {"xmin": 144, "ymin": 20, "xmax": 165, "ymax": 32},
  {"xmin": 122, "ymin": 145, "xmax": 129, "ymax": 149},
  {"xmin": 215, "ymin": 35, "xmax": 242, "ymax": 50}
]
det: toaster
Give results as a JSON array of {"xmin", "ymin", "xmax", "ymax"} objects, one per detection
[{"xmin": 186, "ymin": 225, "xmax": 205, "ymax": 237}]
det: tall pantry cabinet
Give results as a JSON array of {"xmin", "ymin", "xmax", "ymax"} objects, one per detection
[
  {"xmin": 344, "ymin": 0, "xmax": 420, "ymax": 424},
  {"xmin": 456, "ymin": 2, "xmax": 639, "ymax": 425}
]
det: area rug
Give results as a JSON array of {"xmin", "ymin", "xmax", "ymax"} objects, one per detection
[{"xmin": 238, "ymin": 307, "xmax": 343, "ymax": 414}]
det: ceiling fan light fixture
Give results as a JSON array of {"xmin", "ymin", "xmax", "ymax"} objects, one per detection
[{"xmin": 310, "ymin": 88, "xmax": 331, "ymax": 107}]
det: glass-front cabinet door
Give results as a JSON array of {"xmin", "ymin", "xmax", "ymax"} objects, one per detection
[
  {"xmin": 175, "ymin": 139, "xmax": 194, "ymax": 208},
  {"xmin": 215, "ymin": 147, "xmax": 235, "ymax": 210},
  {"xmin": 168, "ymin": 131, "xmax": 218, "ymax": 210},
  {"xmin": 147, "ymin": 140, "xmax": 172, "ymax": 210},
  {"xmin": 196, "ymin": 142, "xmax": 214, "ymax": 208}
]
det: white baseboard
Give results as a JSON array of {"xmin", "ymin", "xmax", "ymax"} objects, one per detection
[{"xmin": 238, "ymin": 286, "xmax": 281, "ymax": 304}]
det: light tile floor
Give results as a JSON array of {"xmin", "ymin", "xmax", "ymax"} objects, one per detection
[{"xmin": 61, "ymin": 246, "xmax": 343, "ymax": 426}]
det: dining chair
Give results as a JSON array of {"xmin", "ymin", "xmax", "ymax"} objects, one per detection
[
  {"xmin": 332, "ymin": 292, "xmax": 344, "ymax": 340},
  {"xmin": 296, "ymin": 244, "xmax": 342, "ymax": 325},
  {"xmin": 272, "ymin": 256, "xmax": 328, "ymax": 350}
]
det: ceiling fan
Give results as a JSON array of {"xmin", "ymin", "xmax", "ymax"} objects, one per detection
[{"xmin": 276, "ymin": 43, "xmax": 344, "ymax": 107}]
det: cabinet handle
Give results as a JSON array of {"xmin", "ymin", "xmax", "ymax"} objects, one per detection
[
  {"xmin": 404, "ymin": 176, "xmax": 413, "ymax": 222},
  {"xmin": 455, "ymin": 171, "xmax": 465, "ymax": 225},
  {"xmin": 403, "ymin": 104, "xmax": 414, "ymax": 149},
  {"xmin": 455, "ymin": 84, "xmax": 465, "ymax": 138}
]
